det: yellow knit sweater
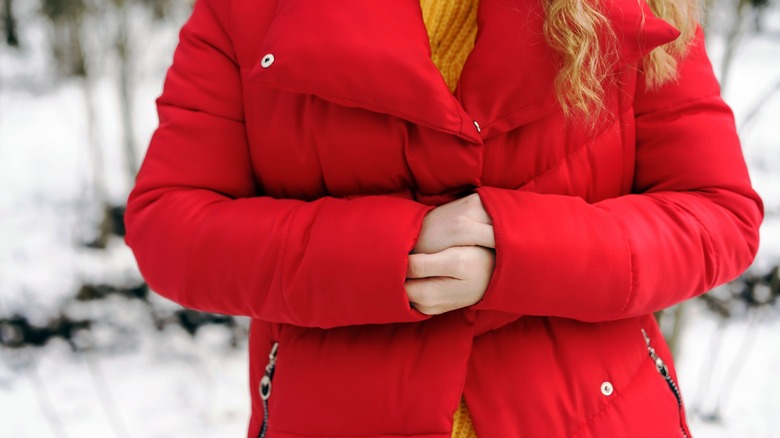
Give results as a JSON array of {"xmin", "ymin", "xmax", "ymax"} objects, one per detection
[
  {"xmin": 451, "ymin": 396, "xmax": 477, "ymax": 437},
  {"xmin": 419, "ymin": 0, "xmax": 479, "ymax": 437},
  {"xmin": 420, "ymin": 0, "xmax": 478, "ymax": 94}
]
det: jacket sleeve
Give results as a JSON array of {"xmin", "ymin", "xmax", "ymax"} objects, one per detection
[
  {"xmin": 470, "ymin": 26, "xmax": 764, "ymax": 322},
  {"xmin": 123, "ymin": 0, "xmax": 434, "ymax": 329}
]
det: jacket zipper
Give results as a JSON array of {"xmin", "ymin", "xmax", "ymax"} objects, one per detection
[
  {"xmin": 258, "ymin": 341, "xmax": 279, "ymax": 438},
  {"xmin": 641, "ymin": 329, "xmax": 689, "ymax": 438}
]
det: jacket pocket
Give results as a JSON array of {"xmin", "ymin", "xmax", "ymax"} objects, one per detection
[
  {"xmin": 262, "ymin": 314, "xmax": 474, "ymax": 436},
  {"xmin": 641, "ymin": 328, "xmax": 691, "ymax": 438},
  {"xmin": 258, "ymin": 340, "xmax": 279, "ymax": 438}
]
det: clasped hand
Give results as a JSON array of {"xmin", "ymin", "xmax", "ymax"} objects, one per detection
[{"xmin": 404, "ymin": 192, "xmax": 496, "ymax": 315}]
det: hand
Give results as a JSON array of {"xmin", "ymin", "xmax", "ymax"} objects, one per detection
[
  {"xmin": 404, "ymin": 245, "xmax": 495, "ymax": 315},
  {"xmin": 411, "ymin": 192, "xmax": 495, "ymax": 254}
]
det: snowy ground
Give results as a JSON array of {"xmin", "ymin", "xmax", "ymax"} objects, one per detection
[
  {"xmin": 0, "ymin": 323, "xmax": 251, "ymax": 437},
  {"xmin": 1, "ymin": 5, "xmax": 779, "ymax": 438},
  {"xmin": 1, "ymin": 300, "xmax": 779, "ymax": 437}
]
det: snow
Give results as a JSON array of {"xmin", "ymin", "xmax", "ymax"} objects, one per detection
[
  {"xmin": 678, "ymin": 303, "xmax": 780, "ymax": 437},
  {"xmin": 0, "ymin": 327, "xmax": 249, "ymax": 437},
  {"xmin": 1, "ymin": 3, "xmax": 779, "ymax": 437}
]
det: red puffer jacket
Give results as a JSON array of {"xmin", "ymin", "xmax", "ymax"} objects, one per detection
[{"xmin": 124, "ymin": 0, "xmax": 764, "ymax": 436}]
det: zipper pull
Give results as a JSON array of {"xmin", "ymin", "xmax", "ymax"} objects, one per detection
[
  {"xmin": 266, "ymin": 341, "xmax": 278, "ymax": 371},
  {"xmin": 260, "ymin": 341, "xmax": 279, "ymax": 401},
  {"xmin": 641, "ymin": 329, "xmax": 669, "ymax": 377},
  {"xmin": 641, "ymin": 328, "xmax": 650, "ymax": 346}
]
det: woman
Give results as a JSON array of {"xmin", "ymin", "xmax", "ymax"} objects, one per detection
[{"xmin": 124, "ymin": 0, "xmax": 764, "ymax": 436}]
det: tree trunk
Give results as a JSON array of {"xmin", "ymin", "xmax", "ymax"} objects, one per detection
[
  {"xmin": 719, "ymin": 0, "xmax": 751, "ymax": 92},
  {"xmin": 115, "ymin": 3, "xmax": 138, "ymax": 187},
  {"xmin": 2, "ymin": 0, "xmax": 18, "ymax": 47}
]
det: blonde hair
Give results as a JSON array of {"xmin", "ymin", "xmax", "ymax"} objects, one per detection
[{"xmin": 542, "ymin": 0, "xmax": 701, "ymax": 121}]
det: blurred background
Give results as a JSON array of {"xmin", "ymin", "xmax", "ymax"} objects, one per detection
[{"xmin": 0, "ymin": 0, "xmax": 778, "ymax": 436}]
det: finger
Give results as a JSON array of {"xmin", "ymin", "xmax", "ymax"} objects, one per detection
[
  {"xmin": 405, "ymin": 276, "xmax": 456, "ymax": 311},
  {"xmin": 410, "ymin": 299, "xmax": 447, "ymax": 316},
  {"xmin": 405, "ymin": 279, "xmax": 437, "ymax": 314},
  {"xmin": 406, "ymin": 253, "xmax": 427, "ymax": 278},
  {"xmin": 404, "ymin": 276, "xmax": 443, "ymax": 304},
  {"xmin": 404, "ymin": 277, "xmax": 423, "ymax": 304},
  {"xmin": 406, "ymin": 251, "xmax": 457, "ymax": 278}
]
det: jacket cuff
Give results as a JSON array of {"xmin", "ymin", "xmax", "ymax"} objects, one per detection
[
  {"xmin": 469, "ymin": 186, "xmax": 630, "ymax": 319},
  {"xmin": 279, "ymin": 195, "xmax": 437, "ymax": 327}
]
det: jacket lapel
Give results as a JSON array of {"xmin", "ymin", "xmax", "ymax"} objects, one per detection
[
  {"xmin": 457, "ymin": 0, "xmax": 681, "ymax": 138},
  {"xmin": 456, "ymin": 0, "xmax": 560, "ymax": 139},
  {"xmin": 246, "ymin": 0, "xmax": 680, "ymax": 141},
  {"xmin": 246, "ymin": 0, "xmax": 482, "ymax": 144}
]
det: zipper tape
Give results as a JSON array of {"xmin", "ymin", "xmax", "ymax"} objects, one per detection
[
  {"xmin": 641, "ymin": 329, "xmax": 689, "ymax": 438},
  {"xmin": 258, "ymin": 341, "xmax": 279, "ymax": 438}
]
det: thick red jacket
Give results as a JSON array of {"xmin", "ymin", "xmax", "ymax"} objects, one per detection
[{"xmin": 124, "ymin": 0, "xmax": 764, "ymax": 436}]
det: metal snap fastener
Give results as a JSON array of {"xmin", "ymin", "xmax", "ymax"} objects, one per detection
[
  {"xmin": 600, "ymin": 381, "xmax": 614, "ymax": 396},
  {"xmin": 260, "ymin": 54, "xmax": 275, "ymax": 68},
  {"xmin": 473, "ymin": 120, "xmax": 481, "ymax": 133}
]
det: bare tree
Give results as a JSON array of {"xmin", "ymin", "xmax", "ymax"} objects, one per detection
[
  {"xmin": 2, "ymin": 0, "xmax": 18, "ymax": 47},
  {"xmin": 719, "ymin": 0, "xmax": 752, "ymax": 91},
  {"xmin": 36, "ymin": 0, "xmax": 182, "ymax": 248}
]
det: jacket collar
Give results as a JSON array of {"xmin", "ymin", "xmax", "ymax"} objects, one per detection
[{"xmin": 247, "ymin": 0, "xmax": 680, "ymax": 143}]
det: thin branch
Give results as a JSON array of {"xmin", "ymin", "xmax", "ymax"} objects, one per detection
[
  {"xmin": 739, "ymin": 77, "xmax": 780, "ymax": 131},
  {"xmin": 84, "ymin": 351, "xmax": 133, "ymax": 438},
  {"xmin": 712, "ymin": 309, "xmax": 765, "ymax": 420},
  {"xmin": 26, "ymin": 359, "xmax": 69, "ymax": 438}
]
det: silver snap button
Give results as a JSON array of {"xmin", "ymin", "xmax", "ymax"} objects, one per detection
[
  {"xmin": 600, "ymin": 381, "xmax": 614, "ymax": 396},
  {"xmin": 260, "ymin": 53, "xmax": 275, "ymax": 68},
  {"xmin": 473, "ymin": 120, "xmax": 481, "ymax": 133}
]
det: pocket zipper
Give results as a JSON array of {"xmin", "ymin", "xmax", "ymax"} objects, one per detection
[
  {"xmin": 641, "ymin": 329, "xmax": 689, "ymax": 438},
  {"xmin": 258, "ymin": 341, "xmax": 279, "ymax": 438}
]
